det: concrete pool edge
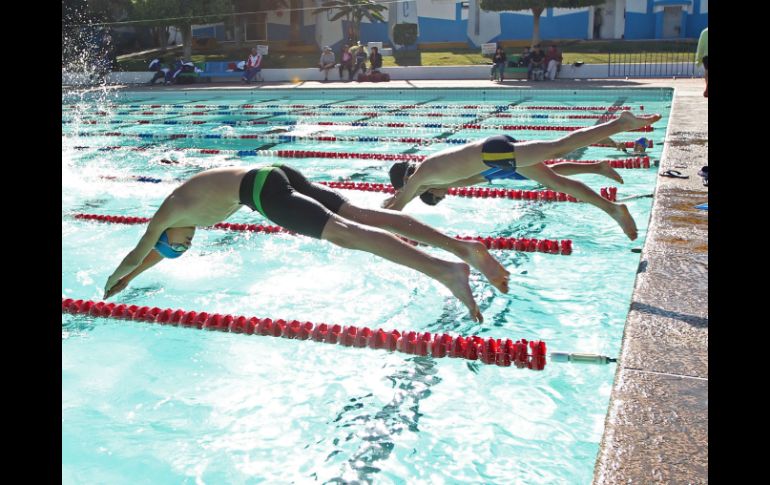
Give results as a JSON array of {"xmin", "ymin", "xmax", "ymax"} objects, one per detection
[{"xmin": 592, "ymin": 81, "xmax": 708, "ymax": 484}]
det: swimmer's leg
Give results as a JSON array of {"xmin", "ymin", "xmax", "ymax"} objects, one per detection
[
  {"xmin": 321, "ymin": 215, "xmax": 483, "ymax": 322},
  {"xmin": 338, "ymin": 203, "xmax": 509, "ymax": 293},
  {"xmin": 548, "ymin": 160, "xmax": 624, "ymax": 184},
  {"xmin": 517, "ymin": 163, "xmax": 637, "ymax": 241},
  {"xmin": 514, "ymin": 111, "xmax": 662, "ymax": 167}
]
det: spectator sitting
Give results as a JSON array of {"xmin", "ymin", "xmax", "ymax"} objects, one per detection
[
  {"xmin": 528, "ymin": 46, "xmax": 545, "ymax": 81},
  {"xmin": 490, "ymin": 45, "xmax": 507, "ymax": 82},
  {"xmin": 147, "ymin": 58, "xmax": 170, "ymax": 85},
  {"xmin": 545, "ymin": 45, "xmax": 563, "ymax": 81},
  {"xmin": 369, "ymin": 46, "xmax": 383, "ymax": 73},
  {"xmin": 168, "ymin": 56, "xmax": 185, "ymax": 84},
  {"xmin": 351, "ymin": 42, "xmax": 368, "ymax": 78},
  {"xmin": 318, "ymin": 46, "xmax": 336, "ymax": 81},
  {"xmin": 242, "ymin": 47, "xmax": 263, "ymax": 83},
  {"xmin": 519, "ymin": 47, "xmax": 531, "ymax": 67},
  {"xmin": 339, "ymin": 44, "xmax": 354, "ymax": 80}
]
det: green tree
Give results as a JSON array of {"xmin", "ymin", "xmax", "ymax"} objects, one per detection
[
  {"xmin": 480, "ymin": 0, "xmax": 604, "ymax": 47},
  {"xmin": 132, "ymin": 0, "xmax": 232, "ymax": 58},
  {"xmin": 313, "ymin": 0, "xmax": 387, "ymax": 44}
]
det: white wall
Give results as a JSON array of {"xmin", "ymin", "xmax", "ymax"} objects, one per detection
[
  {"xmin": 467, "ymin": 0, "xmax": 501, "ymax": 46},
  {"xmin": 417, "ymin": 0, "xmax": 457, "ymax": 21},
  {"xmin": 626, "ymin": 0, "xmax": 647, "ymax": 14}
]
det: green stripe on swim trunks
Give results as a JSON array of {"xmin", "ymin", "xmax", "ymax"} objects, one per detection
[
  {"xmin": 252, "ymin": 165, "xmax": 280, "ymax": 217},
  {"xmin": 482, "ymin": 151, "xmax": 515, "ymax": 162}
]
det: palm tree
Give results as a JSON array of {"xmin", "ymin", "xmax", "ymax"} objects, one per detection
[
  {"xmin": 313, "ymin": 0, "xmax": 387, "ymax": 44},
  {"xmin": 480, "ymin": 0, "xmax": 604, "ymax": 48}
]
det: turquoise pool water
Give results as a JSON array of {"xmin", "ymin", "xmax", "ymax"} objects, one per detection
[{"xmin": 62, "ymin": 88, "xmax": 672, "ymax": 484}]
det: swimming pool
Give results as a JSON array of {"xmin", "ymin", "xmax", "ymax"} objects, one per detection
[{"xmin": 62, "ymin": 87, "xmax": 672, "ymax": 484}]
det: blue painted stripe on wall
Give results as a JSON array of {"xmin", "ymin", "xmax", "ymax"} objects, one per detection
[
  {"xmin": 495, "ymin": 11, "xmax": 588, "ymax": 40},
  {"xmin": 624, "ymin": 12, "xmax": 656, "ymax": 39},
  {"xmin": 418, "ymin": 17, "xmax": 468, "ymax": 43},
  {"xmin": 356, "ymin": 22, "xmax": 390, "ymax": 44},
  {"xmin": 538, "ymin": 11, "xmax": 589, "ymax": 39},
  {"xmin": 686, "ymin": 14, "xmax": 708, "ymax": 37},
  {"xmin": 267, "ymin": 24, "xmax": 316, "ymax": 43}
]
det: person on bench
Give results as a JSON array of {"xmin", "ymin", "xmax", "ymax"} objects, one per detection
[
  {"xmin": 491, "ymin": 45, "xmax": 507, "ymax": 82},
  {"xmin": 528, "ymin": 46, "xmax": 545, "ymax": 81},
  {"xmin": 369, "ymin": 46, "xmax": 383, "ymax": 74},
  {"xmin": 318, "ymin": 46, "xmax": 336, "ymax": 81},
  {"xmin": 545, "ymin": 45, "xmax": 562, "ymax": 81},
  {"xmin": 339, "ymin": 44, "xmax": 354, "ymax": 81},
  {"xmin": 242, "ymin": 47, "xmax": 263, "ymax": 83},
  {"xmin": 351, "ymin": 42, "xmax": 368, "ymax": 78}
]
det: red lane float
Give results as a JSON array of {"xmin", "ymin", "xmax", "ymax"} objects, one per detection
[
  {"xmin": 72, "ymin": 212, "xmax": 574, "ymax": 255},
  {"xmin": 320, "ymin": 181, "xmax": 616, "ymax": 203},
  {"xmin": 544, "ymin": 156, "xmax": 651, "ymax": 169},
  {"xmin": 61, "ymin": 298, "xmax": 547, "ymax": 370}
]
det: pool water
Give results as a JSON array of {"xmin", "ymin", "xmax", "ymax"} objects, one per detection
[{"xmin": 62, "ymin": 88, "xmax": 672, "ymax": 484}]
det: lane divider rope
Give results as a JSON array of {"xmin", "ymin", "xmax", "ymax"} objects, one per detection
[
  {"xmin": 67, "ymin": 142, "xmax": 654, "ymax": 162},
  {"xmin": 61, "ymin": 298, "xmax": 548, "ymax": 369},
  {"xmin": 63, "ymin": 120, "xmax": 654, "ymax": 133},
  {"xmin": 71, "ymin": 212, "xmax": 575, "ymax": 255}
]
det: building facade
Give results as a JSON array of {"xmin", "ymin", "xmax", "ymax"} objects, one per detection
[{"xmin": 193, "ymin": 0, "xmax": 708, "ymax": 50}]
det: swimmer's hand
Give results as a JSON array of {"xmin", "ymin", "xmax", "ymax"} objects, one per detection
[
  {"xmin": 381, "ymin": 195, "xmax": 397, "ymax": 210},
  {"xmin": 103, "ymin": 275, "xmax": 127, "ymax": 299}
]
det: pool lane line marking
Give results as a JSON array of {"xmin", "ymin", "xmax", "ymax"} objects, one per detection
[
  {"xmin": 347, "ymin": 96, "xmax": 444, "ymax": 126},
  {"xmin": 68, "ymin": 97, "xmax": 291, "ymax": 131},
  {"xmin": 412, "ymin": 98, "xmax": 534, "ymax": 155}
]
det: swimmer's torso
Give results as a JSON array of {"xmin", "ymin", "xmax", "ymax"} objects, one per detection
[
  {"xmin": 164, "ymin": 166, "xmax": 252, "ymax": 227},
  {"xmin": 421, "ymin": 138, "xmax": 488, "ymax": 180}
]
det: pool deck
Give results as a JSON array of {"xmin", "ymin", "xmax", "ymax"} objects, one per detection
[{"xmin": 70, "ymin": 78, "xmax": 708, "ymax": 482}]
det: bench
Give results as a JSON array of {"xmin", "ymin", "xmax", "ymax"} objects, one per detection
[
  {"xmin": 174, "ymin": 62, "xmax": 203, "ymax": 84},
  {"xmin": 199, "ymin": 61, "xmax": 262, "ymax": 82},
  {"xmin": 490, "ymin": 55, "xmax": 529, "ymax": 80}
]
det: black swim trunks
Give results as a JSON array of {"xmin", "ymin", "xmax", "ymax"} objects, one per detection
[
  {"xmin": 481, "ymin": 134, "xmax": 518, "ymax": 171},
  {"xmin": 702, "ymin": 55, "xmax": 708, "ymax": 69},
  {"xmin": 239, "ymin": 164, "xmax": 349, "ymax": 239}
]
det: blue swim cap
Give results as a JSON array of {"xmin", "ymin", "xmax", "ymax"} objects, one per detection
[
  {"xmin": 635, "ymin": 137, "xmax": 648, "ymax": 148},
  {"xmin": 154, "ymin": 231, "xmax": 187, "ymax": 259}
]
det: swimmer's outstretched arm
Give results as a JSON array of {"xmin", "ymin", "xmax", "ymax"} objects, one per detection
[
  {"xmin": 382, "ymin": 163, "xmax": 454, "ymax": 211},
  {"xmin": 104, "ymin": 251, "xmax": 163, "ymax": 299},
  {"xmin": 446, "ymin": 174, "xmax": 488, "ymax": 187},
  {"xmin": 104, "ymin": 202, "xmax": 176, "ymax": 298}
]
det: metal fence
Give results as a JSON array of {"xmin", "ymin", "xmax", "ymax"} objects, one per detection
[{"xmin": 607, "ymin": 45, "xmax": 697, "ymax": 78}]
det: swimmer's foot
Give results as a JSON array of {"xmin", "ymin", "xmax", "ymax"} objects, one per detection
[
  {"xmin": 609, "ymin": 203, "xmax": 638, "ymax": 241},
  {"xmin": 438, "ymin": 262, "xmax": 483, "ymax": 322},
  {"xmin": 598, "ymin": 160, "xmax": 624, "ymax": 184},
  {"xmin": 616, "ymin": 111, "xmax": 662, "ymax": 132},
  {"xmin": 456, "ymin": 240, "xmax": 510, "ymax": 294}
]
